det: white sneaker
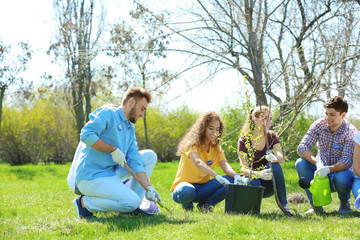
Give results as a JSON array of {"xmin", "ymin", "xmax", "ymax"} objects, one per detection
[{"xmin": 305, "ymin": 206, "xmax": 323, "ymax": 214}]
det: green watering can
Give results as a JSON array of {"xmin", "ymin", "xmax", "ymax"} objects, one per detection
[{"xmin": 308, "ymin": 174, "xmax": 332, "ymax": 207}]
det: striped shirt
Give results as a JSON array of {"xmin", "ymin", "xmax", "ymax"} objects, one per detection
[{"xmin": 297, "ymin": 118, "xmax": 357, "ymax": 169}]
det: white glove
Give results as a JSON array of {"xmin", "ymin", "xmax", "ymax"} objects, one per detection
[
  {"xmin": 234, "ymin": 174, "xmax": 247, "ymax": 185},
  {"xmin": 316, "ymin": 160, "xmax": 324, "ymax": 169},
  {"xmin": 257, "ymin": 169, "xmax": 273, "ymax": 180},
  {"xmin": 145, "ymin": 185, "xmax": 161, "ymax": 203},
  {"xmin": 215, "ymin": 174, "xmax": 230, "ymax": 186},
  {"xmin": 265, "ymin": 152, "xmax": 277, "ymax": 163},
  {"xmin": 315, "ymin": 166, "xmax": 330, "ymax": 178},
  {"xmin": 111, "ymin": 148, "xmax": 126, "ymax": 167}
]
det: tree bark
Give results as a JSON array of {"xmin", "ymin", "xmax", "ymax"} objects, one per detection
[{"xmin": 0, "ymin": 86, "xmax": 5, "ymax": 135}]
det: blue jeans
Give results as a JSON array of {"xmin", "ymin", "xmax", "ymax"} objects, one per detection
[
  {"xmin": 172, "ymin": 175, "xmax": 234, "ymax": 209},
  {"xmin": 249, "ymin": 163, "xmax": 288, "ymax": 206},
  {"xmin": 352, "ymin": 175, "xmax": 360, "ymax": 199},
  {"xmin": 295, "ymin": 158, "xmax": 354, "ymax": 204}
]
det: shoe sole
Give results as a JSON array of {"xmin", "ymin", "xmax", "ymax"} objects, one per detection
[
  {"xmin": 73, "ymin": 198, "xmax": 81, "ymax": 218},
  {"xmin": 339, "ymin": 210, "xmax": 351, "ymax": 214}
]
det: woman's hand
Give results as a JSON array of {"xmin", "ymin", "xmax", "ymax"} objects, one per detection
[{"xmin": 256, "ymin": 169, "xmax": 272, "ymax": 180}]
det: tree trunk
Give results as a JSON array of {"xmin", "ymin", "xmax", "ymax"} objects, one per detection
[
  {"xmin": 142, "ymin": 72, "xmax": 149, "ymax": 149},
  {"xmin": 85, "ymin": 63, "xmax": 92, "ymax": 122},
  {"xmin": 0, "ymin": 86, "xmax": 5, "ymax": 135},
  {"xmin": 144, "ymin": 111, "xmax": 149, "ymax": 149},
  {"xmin": 72, "ymin": 79, "xmax": 85, "ymax": 135}
]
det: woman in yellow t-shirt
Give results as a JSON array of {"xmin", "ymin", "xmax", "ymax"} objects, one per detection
[{"xmin": 171, "ymin": 111, "xmax": 244, "ymax": 212}]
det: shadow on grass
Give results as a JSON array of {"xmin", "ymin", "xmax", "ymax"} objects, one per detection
[
  {"xmin": 252, "ymin": 209, "xmax": 360, "ymax": 220},
  {"xmin": 89, "ymin": 213, "xmax": 195, "ymax": 231},
  {"xmin": 6, "ymin": 165, "xmax": 64, "ymax": 180},
  {"xmin": 9, "ymin": 168, "xmax": 37, "ymax": 180}
]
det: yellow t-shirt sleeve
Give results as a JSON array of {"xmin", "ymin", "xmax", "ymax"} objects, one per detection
[{"xmin": 171, "ymin": 144, "xmax": 227, "ymax": 192}]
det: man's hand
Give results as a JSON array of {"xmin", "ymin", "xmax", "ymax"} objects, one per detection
[
  {"xmin": 111, "ymin": 148, "xmax": 126, "ymax": 167},
  {"xmin": 215, "ymin": 174, "xmax": 230, "ymax": 186},
  {"xmin": 315, "ymin": 166, "xmax": 330, "ymax": 177},
  {"xmin": 265, "ymin": 152, "xmax": 277, "ymax": 163},
  {"xmin": 234, "ymin": 174, "xmax": 247, "ymax": 185},
  {"xmin": 145, "ymin": 185, "xmax": 161, "ymax": 202},
  {"xmin": 257, "ymin": 169, "xmax": 273, "ymax": 180}
]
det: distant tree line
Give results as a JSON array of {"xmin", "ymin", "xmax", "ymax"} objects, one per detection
[{"xmin": 0, "ymin": 90, "xmax": 332, "ymax": 165}]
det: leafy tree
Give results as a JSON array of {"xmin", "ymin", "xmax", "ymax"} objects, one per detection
[
  {"xmin": 0, "ymin": 41, "xmax": 32, "ymax": 135},
  {"xmin": 0, "ymin": 89, "xmax": 77, "ymax": 165},
  {"xmin": 49, "ymin": 0, "xmax": 105, "ymax": 134},
  {"xmin": 108, "ymin": 3, "xmax": 177, "ymax": 148},
  {"xmin": 135, "ymin": 105, "xmax": 198, "ymax": 162},
  {"xmin": 220, "ymin": 103, "xmax": 247, "ymax": 162},
  {"xmin": 276, "ymin": 111, "xmax": 316, "ymax": 161},
  {"xmin": 142, "ymin": 0, "xmax": 360, "ymax": 137}
]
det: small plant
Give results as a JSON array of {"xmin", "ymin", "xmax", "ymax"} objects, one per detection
[{"xmin": 222, "ymin": 75, "xmax": 267, "ymax": 185}]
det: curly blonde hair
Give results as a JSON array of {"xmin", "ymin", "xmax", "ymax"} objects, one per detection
[{"xmin": 176, "ymin": 111, "xmax": 224, "ymax": 156}]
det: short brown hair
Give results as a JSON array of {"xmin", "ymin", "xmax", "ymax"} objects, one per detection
[
  {"xmin": 323, "ymin": 96, "xmax": 348, "ymax": 113},
  {"xmin": 122, "ymin": 87, "xmax": 152, "ymax": 105}
]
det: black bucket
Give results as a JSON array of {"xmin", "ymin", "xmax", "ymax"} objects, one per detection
[{"xmin": 225, "ymin": 183, "xmax": 264, "ymax": 215}]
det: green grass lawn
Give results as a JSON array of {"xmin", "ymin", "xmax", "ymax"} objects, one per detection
[{"xmin": 1, "ymin": 161, "xmax": 359, "ymax": 239}]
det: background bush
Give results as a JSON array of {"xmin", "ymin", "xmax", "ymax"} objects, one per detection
[
  {"xmin": 0, "ymin": 95, "xmax": 77, "ymax": 165},
  {"xmin": 0, "ymin": 96, "xmax": 322, "ymax": 165},
  {"xmin": 135, "ymin": 105, "xmax": 199, "ymax": 162},
  {"xmin": 220, "ymin": 103, "xmax": 247, "ymax": 162}
]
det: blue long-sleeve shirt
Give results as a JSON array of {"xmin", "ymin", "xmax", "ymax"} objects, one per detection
[{"xmin": 75, "ymin": 105, "xmax": 145, "ymax": 183}]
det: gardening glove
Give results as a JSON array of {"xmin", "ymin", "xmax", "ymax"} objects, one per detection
[
  {"xmin": 215, "ymin": 174, "xmax": 230, "ymax": 186},
  {"xmin": 111, "ymin": 148, "xmax": 126, "ymax": 167},
  {"xmin": 257, "ymin": 169, "xmax": 273, "ymax": 180},
  {"xmin": 315, "ymin": 166, "xmax": 330, "ymax": 178},
  {"xmin": 265, "ymin": 152, "xmax": 277, "ymax": 163},
  {"xmin": 234, "ymin": 174, "xmax": 247, "ymax": 185},
  {"xmin": 316, "ymin": 160, "xmax": 324, "ymax": 169},
  {"xmin": 145, "ymin": 185, "xmax": 161, "ymax": 203}
]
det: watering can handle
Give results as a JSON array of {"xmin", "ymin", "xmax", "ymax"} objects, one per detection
[{"xmin": 313, "ymin": 173, "xmax": 319, "ymax": 181}]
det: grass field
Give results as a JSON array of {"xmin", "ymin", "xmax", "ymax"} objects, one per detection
[{"xmin": 1, "ymin": 161, "xmax": 359, "ymax": 239}]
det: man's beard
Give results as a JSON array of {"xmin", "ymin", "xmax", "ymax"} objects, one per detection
[{"xmin": 128, "ymin": 106, "xmax": 137, "ymax": 123}]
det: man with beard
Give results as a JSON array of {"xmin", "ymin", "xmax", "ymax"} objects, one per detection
[
  {"xmin": 295, "ymin": 96, "xmax": 357, "ymax": 214},
  {"xmin": 71, "ymin": 87, "xmax": 160, "ymax": 219}
]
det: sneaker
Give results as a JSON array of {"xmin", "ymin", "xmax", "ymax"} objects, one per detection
[
  {"xmin": 73, "ymin": 196, "xmax": 95, "ymax": 219},
  {"xmin": 305, "ymin": 205, "xmax": 323, "ymax": 214},
  {"xmin": 130, "ymin": 207, "xmax": 154, "ymax": 217},
  {"xmin": 197, "ymin": 202, "xmax": 214, "ymax": 213},
  {"xmin": 354, "ymin": 195, "xmax": 360, "ymax": 210},
  {"xmin": 182, "ymin": 204, "xmax": 194, "ymax": 212},
  {"xmin": 182, "ymin": 202, "xmax": 194, "ymax": 212},
  {"xmin": 339, "ymin": 200, "xmax": 351, "ymax": 214},
  {"xmin": 283, "ymin": 205, "xmax": 293, "ymax": 215}
]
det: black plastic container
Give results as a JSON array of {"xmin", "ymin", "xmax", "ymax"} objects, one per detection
[{"xmin": 225, "ymin": 183, "xmax": 265, "ymax": 214}]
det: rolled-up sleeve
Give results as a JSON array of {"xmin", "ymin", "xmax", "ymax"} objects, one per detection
[
  {"xmin": 341, "ymin": 127, "xmax": 357, "ymax": 169},
  {"xmin": 80, "ymin": 108, "xmax": 109, "ymax": 147},
  {"xmin": 297, "ymin": 122, "xmax": 318, "ymax": 156},
  {"xmin": 341, "ymin": 136, "xmax": 354, "ymax": 169}
]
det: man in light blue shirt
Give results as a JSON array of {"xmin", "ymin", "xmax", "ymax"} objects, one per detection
[{"xmin": 72, "ymin": 87, "xmax": 161, "ymax": 219}]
